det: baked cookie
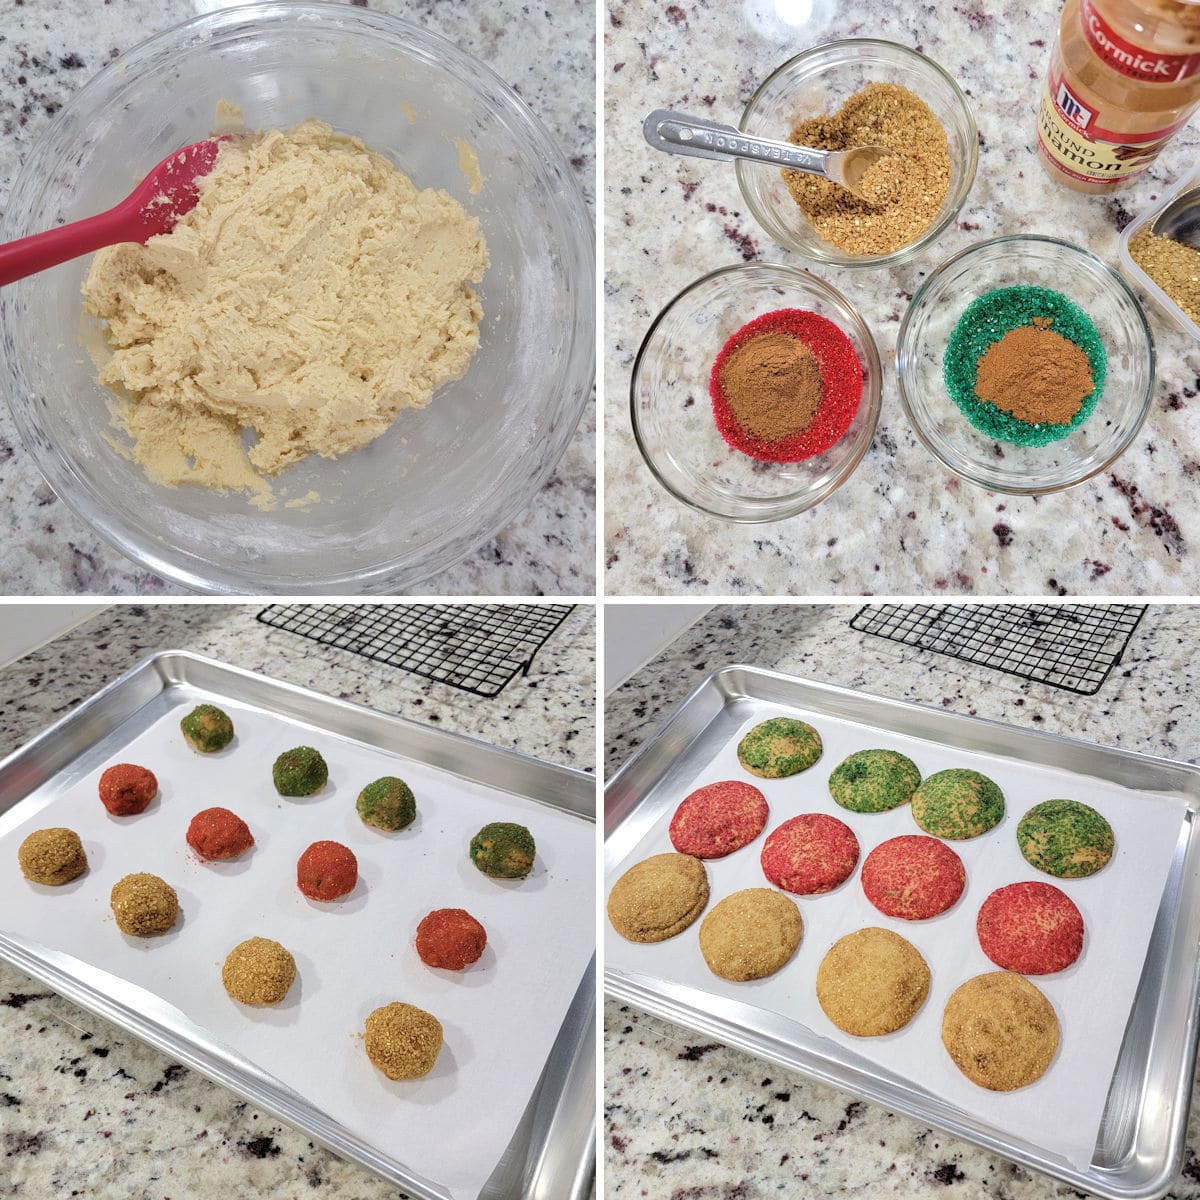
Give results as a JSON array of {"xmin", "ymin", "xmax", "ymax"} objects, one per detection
[
  {"xmin": 669, "ymin": 780, "xmax": 769, "ymax": 859},
  {"xmin": 860, "ymin": 834, "xmax": 965, "ymax": 920},
  {"xmin": 816, "ymin": 927, "xmax": 930, "ymax": 1036},
  {"xmin": 942, "ymin": 971, "xmax": 1059, "ymax": 1090},
  {"xmin": 607, "ymin": 853, "xmax": 709, "ymax": 943},
  {"xmin": 829, "ymin": 749, "xmax": 921, "ymax": 814},
  {"xmin": 737, "ymin": 718, "xmax": 823, "ymax": 778},
  {"xmin": 910, "ymin": 768, "xmax": 1004, "ymax": 840},
  {"xmin": 699, "ymin": 888, "xmax": 803, "ymax": 981},
  {"xmin": 976, "ymin": 881, "xmax": 1084, "ymax": 974},
  {"xmin": 1017, "ymin": 799, "xmax": 1114, "ymax": 879},
  {"xmin": 760, "ymin": 813, "xmax": 859, "ymax": 895}
]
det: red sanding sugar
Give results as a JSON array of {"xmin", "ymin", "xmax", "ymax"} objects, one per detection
[{"xmin": 710, "ymin": 308, "xmax": 863, "ymax": 463}]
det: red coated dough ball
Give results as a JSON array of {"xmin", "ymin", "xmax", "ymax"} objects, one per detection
[
  {"xmin": 760, "ymin": 813, "xmax": 859, "ymax": 895},
  {"xmin": 416, "ymin": 908, "xmax": 488, "ymax": 970},
  {"xmin": 186, "ymin": 807, "xmax": 254, "ymax": 861},
  {"xmin": 669, "ymin": 780, "xmax": 769, "ymax": 858},
  {"xmin": 296, "ymin": 840, "xmax": 358, "ymax": 901},
  {"xmin": 977, "ymin": 881, "xmax": 1084, "ymax": 974},
  {"xmin": 861, "ymin": 834, "xmax": 966, "ymax": 920},
  {"xmin": 98, "ymin": 763, "xmax": 158, "ymax": 816}
]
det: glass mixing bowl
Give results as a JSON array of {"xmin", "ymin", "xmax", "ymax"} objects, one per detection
[
  {"xmin": 631, "ymin": 263, "xmax": 881, "ymax": 522},
  {"xmin": 897, "ymin": 235, "xmax": 1155, "ymax": 494},
  {"xmin": 736, "ymin": 40, "xmax": 977, "ymax": 268},
  {"xmin": 0, "ymin": 2, "xmax": 593, "ymax": 593}
]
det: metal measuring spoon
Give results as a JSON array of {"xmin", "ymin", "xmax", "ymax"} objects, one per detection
[
  {"xmin": 642, "ymin": 108, "xmax": 893, "ymax": 201},
  {"xmin": 1148, "ymin": 182, "xmax": 1200, "ymax": 249}
]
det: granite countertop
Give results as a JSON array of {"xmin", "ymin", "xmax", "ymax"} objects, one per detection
[
  {"xmin": 604, "ymin": 0, "xmax": 1200, "ymax": 597},
  {"xmin": 604, "ymin": 603, "xmax": 1200, "ymax": 1197},
  {"xmin": 0, "ymin": 602, "xmax": 595, "ymax": 1198},
  {"xmin": 0, "ymin": 0, "xmax": 595, "ymax": 597}
]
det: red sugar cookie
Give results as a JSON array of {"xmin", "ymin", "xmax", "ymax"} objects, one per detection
[
  {"xmin": 669, "ymin": 780, "xmax": 769, "ymax": 859},
  {"xmin": 976, "ymin": 881, "xmax": 1084, "ymax": 975},
  {"xmin": 760, "ymin": 813, "xmax": 859, "ymax": 895},
  {"xmin": 861, "ymin": 834, "xmax": 965, "ymax": 921}
]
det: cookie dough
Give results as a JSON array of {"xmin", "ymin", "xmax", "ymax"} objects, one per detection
[
  {"xmin": 273, "ymin": 746, "xmax": 328, "ymax": 797},
  {"xmin": 296, "ymin": 840, "xmax": 357, "ymax": 900},
  {"xmin": 98, "ymin": 763, "xmax": 158, "ymax": 816},
  {"xmin": 607, "ymin": 853, "xmax": 709, "ymax": 943},
  {"xmin": 111, "ymin": 873, "xmax": 178, "ymax": 936},
  {"xmin": 222, "ymin": 937, "xmax": 296, "ymax": 1005},
  {"xmin": 82, "ymin": 118, "xmax": 489, "ymax": 497},
  {"xmin": 976, "ymin": 881, "xmax": 1084, "ymax": 974},
  {"xmin": 416, "ymin": 908, "xmax": 487, "ymax": 971},
  {"xmin": 942, "ymin": 971, "xmax": 1059, "ymax": 1090},
  {"xmin": 759, "ymin": 813, "xmax": 859, "ymax": 895},
  {"xmin": 816, "ymin": 927, "xmax": 930, "ymax": 1036},
  {"xmin": 18, "ymin": 828, "xmax": 87, "ymax": 886},
  {"xmin": 829, "ymin": 749, "xmax": 921, "ymax": 813},
  {"xmin": 699, "ymin": 888, "xmax": 803, "ymax": 981},
  {"xmin": 737, "ymin": 718, "xmax": 823, "ymax": 778},
  {"xmin": 180, "ymin": 704, "xmax": 234, "ymax": 753},
  {"xmin": 860, "ymin": 834, "xmax": 965, "ymax": 920},
  {"xmin": 186, "ymin": 807, "xmax": 254, "ymax": 861},
  {"xmin": 470, "ymin": 822, "xmax": 536, "ymax": 879},
  {"xmin": 669, "ymin": 780, "xmax": 769, "ymax": 859},
  {"xmin": 1017, "ymin": 799, "xmax": 1114, "ymax": 878},
  {"xmin": 911, "ymin": 768, "xmax": 1004, "ymax": 840},
  {"xmin": 364, "ymin": 1002, "xmax": 443, "ymax": 1080},
  {"xmin": 357, "ymin": 777, "xmax": 416, "ymax": 831}
]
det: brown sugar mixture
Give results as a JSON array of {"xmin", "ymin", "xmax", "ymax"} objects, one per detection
[
  {"xmin": 784, "ymin": 83, "xmax": 951, "ymax": 256},
  {"xmin": 719, "ymin": 332, "xmax": 823, "ymax": 442},
  {"xmin": 974, "ymin": 320, "xmax": 1094, "ymax": 426}
]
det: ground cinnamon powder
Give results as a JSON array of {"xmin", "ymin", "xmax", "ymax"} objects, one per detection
[
  {"xmin": 974, "ymin": 321, "xmax": 1094, "ymax": 425},
  {"xmin": 719, "ymin": 332, "xmax": 824, "ymax": 442}
]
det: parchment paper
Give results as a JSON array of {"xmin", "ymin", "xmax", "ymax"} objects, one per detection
[
  {"xmin": 0, "ymin": 698, "xmax": 595, "ymax": 1200},
  {"xmin": 604, "ymin": 707, "xmax": 1188, "ymax": 1170}
]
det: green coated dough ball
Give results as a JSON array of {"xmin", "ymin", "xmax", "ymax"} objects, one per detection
[
  {"xmin": 470, "ymin": 821, "xmax": 536, "ymax": 879},
  {"xmin": 357, "ymin": 777, "xmax": 416, "ymax": 831},
  {"xmin": 181, "ymin": 704, "xmax": 234, "ymax": 753},
  {"xmin": 272, "ymin": 746, "xmax": 328, "ymax": 797}
]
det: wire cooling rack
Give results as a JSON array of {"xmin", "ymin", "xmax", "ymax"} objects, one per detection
[
  {"xmin": 849, "ymin": 604, "xmax": 1147, "ymax": 696},
  {"xmin": 257, "ymin": 604, "xmax": 575, "ymax": 698}
]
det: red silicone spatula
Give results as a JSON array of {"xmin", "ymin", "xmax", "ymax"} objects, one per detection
[{"xmin": 0, "ymin": 138, "xmax": 224, "ymax": 287}]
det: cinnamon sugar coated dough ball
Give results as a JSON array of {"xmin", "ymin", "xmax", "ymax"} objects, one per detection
[
  {"xmin": 364, "ymin": 1002, "xmax": 443, "ymax": 1080},
  {"xmin": 186, "ymin": 807, "xmax": 254, "ymax": 861},
  {"xmin": 296, "ymin": 840, "xmax": 357, "ymax": 900},
  {"xmin": 607, "ymin": 853, "xmax": 709, "ymax": 942},
  {"xmin": 110, "ymin": 873, "xmax": 178, "ymax": 936},
  {"xmin": 416, "ymin": 908, "xmax": 487, "ymax": 970},
  {"xmin": 98, "ymin": 763, "xmax": 158, "ymax": 815},
  {"xmin": 942, "ymin": 971, "xmax": 1059, "ymax": 1090},
  {"xmin": 180, "ymin": 704, "xmax": 234, "ymax": 753},
  {"xmin": 18, "ymin": 827, "xmax": 87, "ymax": 885},
  {"xmin": 222, "ymin": 937, "xmax": 296, "ymax": 1005}
]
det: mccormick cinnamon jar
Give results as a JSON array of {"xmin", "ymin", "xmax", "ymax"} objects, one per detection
[{"xmin": 1036, "ymin": 0, "xmax": 1200, "ymax": 192}]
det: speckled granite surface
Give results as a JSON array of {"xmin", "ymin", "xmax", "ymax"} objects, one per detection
[
  {"xmin": 604, "ymin": 0, "xmax": 1200, "ymax": 597},
  {"xmin": 0, "ymin": 602, "xmax": 596, "ymax": 1198},
  {"xmin": 604, "ymin": 602, "xmax": 1200, "ymax": 1197},
  {"xmin": 0, "ymin": 0, "xmax": 595, "ymax": 597}
]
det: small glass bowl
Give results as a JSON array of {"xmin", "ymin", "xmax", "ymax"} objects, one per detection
[
  {"xmin": 736, "ymin": 40, "xmax": 978, "ymax": 268},
  {"xmin": 630, "ymin": 263, "xmax": 881, "ymax": 522},
  {"xmin": 897, "ymin": 235, "xmax": 1155, "ymax": 494}
]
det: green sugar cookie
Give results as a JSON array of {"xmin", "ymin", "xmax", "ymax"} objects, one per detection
[
  {"xmin": 737, "ymin": 718, "xmax": 823, "ymax": 779},
  {"xmin": 180, "ymin": 704, "xmax": 234, "ymax": 753},
  {"xmin": 357, "ymin": 777, "xmax": 416, "ymax": 831},
  {"xmin": 272, "ymin": 746, "xmax": 328, "ymax": 797},
  {"xmin": 943, "ymin": 285, "xmax": 1107, "ymax": 446},
  {"xmin": 829, "ymin": 749, "xmax": 921, "ymax": 813},
  {"xmin": 911, "ymin": 768, "xmax": 1004, "ymax": 840},
  {"xmin": 1017, "ymin": 799, "xmax": 1114, "ymax": 878}
]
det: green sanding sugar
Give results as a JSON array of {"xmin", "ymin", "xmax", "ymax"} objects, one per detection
[{"xmin": 943, "ymin": 285, "xmax": 1107, "ymax": 446}]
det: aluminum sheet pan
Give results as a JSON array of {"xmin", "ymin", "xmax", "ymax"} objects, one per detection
[
  {"xmin": 603, "ymin": 665, "xmax": 1200, "ymax": 1200},
  {"xmin": 0, "ymin": 651, "xmax": 596, "ymax": 1200}
]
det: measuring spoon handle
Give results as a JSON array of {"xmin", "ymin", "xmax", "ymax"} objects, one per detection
[{"xmin": 642, "ymin": 109, "xmax": 829, "ymax": 176}]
